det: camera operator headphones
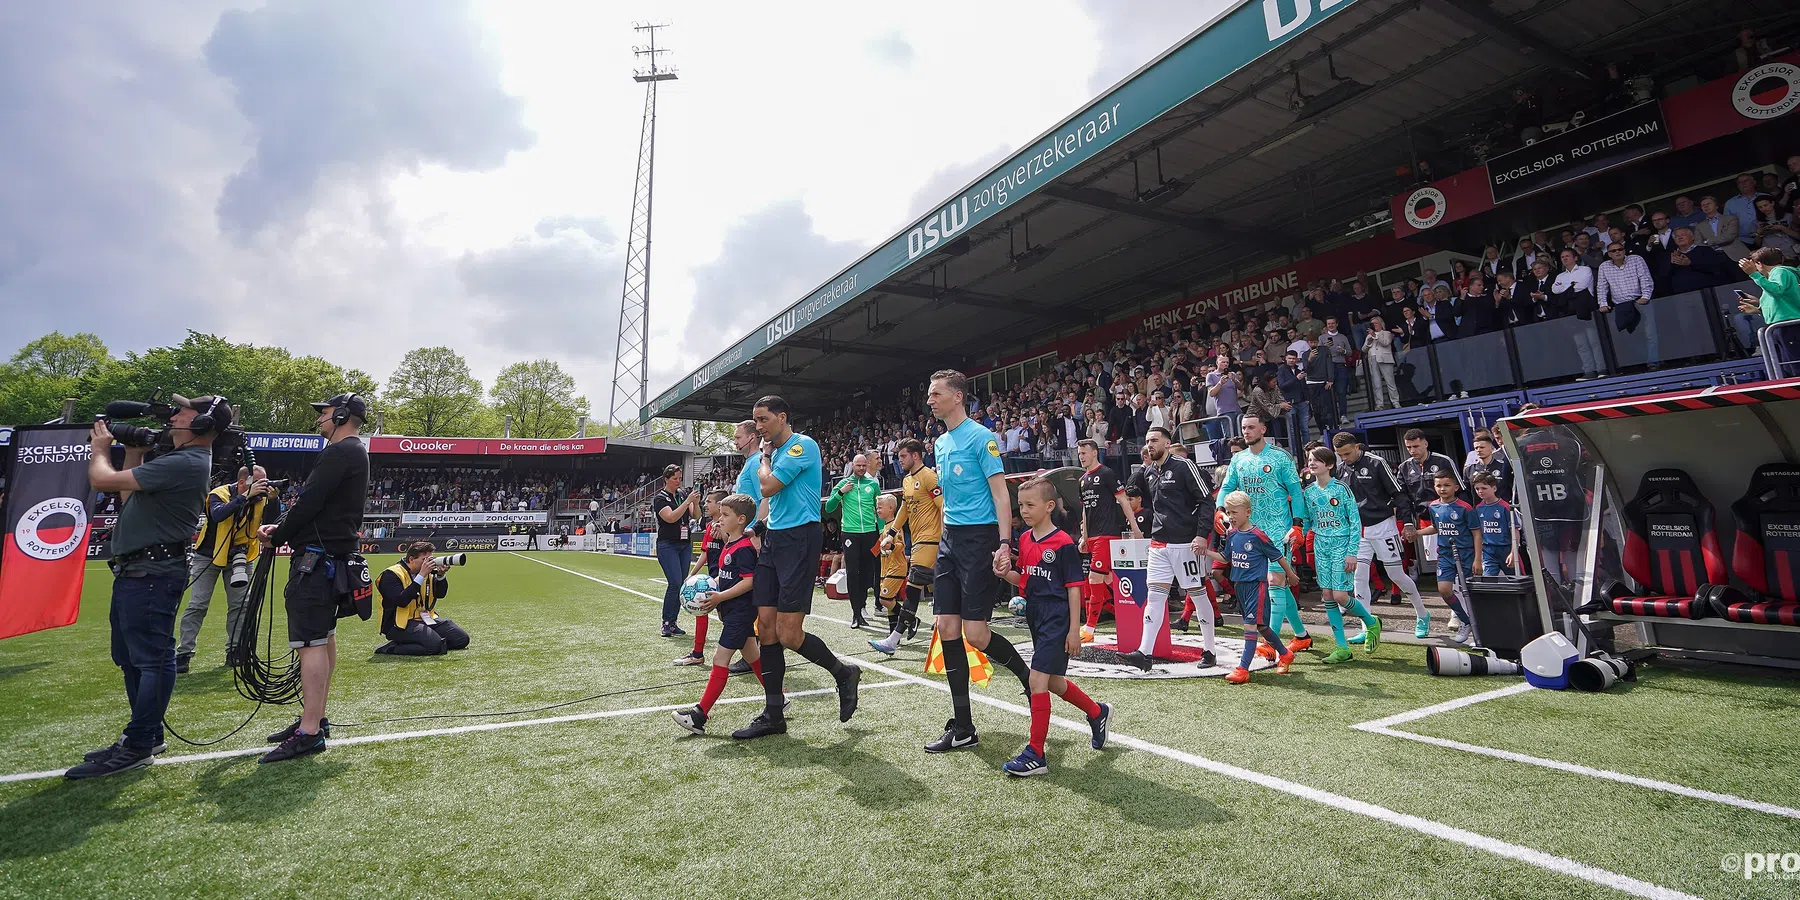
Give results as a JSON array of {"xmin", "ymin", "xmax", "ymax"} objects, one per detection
[
  {"xmin": 188, "ymin": 395, "xmax": 226, "ymax": 436},
  {"xmin": 331, "ymin": 393, "xmax": 361, "ymax": 425}
]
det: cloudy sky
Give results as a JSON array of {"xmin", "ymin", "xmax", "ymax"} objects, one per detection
[{"xmin": 3, "ymin": 0, "xmax": 1227, "ymax": 422}]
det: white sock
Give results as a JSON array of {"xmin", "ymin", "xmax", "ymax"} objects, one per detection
[
  {"xmin": 1197, "ymin": 602, "xmax": 1216, "ymax": 653},
  {"xmin": 1385, "ymin": 561, "xmax": 1428, "ymax": 617},
  {"xmin": 1138, "ymin": 583, "xmax": 1170, "ymax": 656}
]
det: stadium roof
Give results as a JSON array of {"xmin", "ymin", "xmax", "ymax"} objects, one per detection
[{"xmin": 646, "ymin": 0, "xmax": 1785, "ymax": 423}]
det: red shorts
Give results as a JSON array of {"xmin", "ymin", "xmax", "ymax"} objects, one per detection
[{"xmin": 1082, "ymin": 535, "xmax": 1117, "ymax": 577}]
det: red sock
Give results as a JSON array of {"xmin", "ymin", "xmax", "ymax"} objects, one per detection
[
  {"xmin": 1206, "ymin": 579, "xmax": 1221, "ymax": 619},
  {"xmin": 1029, "ymin": 692, "xmax": 1051, "ymax": 755},
  {"xmin": 1056, "ymin": 679, "xmax": 1102, "ymax": 718},
  {"xmin": 692, "ymin": 615, "xmax": 709, "ymax": 654},
  {"xmin": 1084, "ymin": 582, "xmax": 1110, "ymax": 629},
  {"xmin": 699, "ymin": 665, "xmax": 729, "ymax": 713},
  {"xmin": 749, "ymin": 658, "xmax": 765, "ymax": 686},
  {"xmin": 1181, "ymin": 594, "xmax": 1196, "ymax": 621}
]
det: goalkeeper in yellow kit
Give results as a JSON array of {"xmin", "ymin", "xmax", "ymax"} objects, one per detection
[{"xmin": 870, "ymin": 438, "xmax": 941, "ymax": 654}]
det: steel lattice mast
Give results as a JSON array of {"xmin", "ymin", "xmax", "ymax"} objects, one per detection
[{"xmin": 608, "ymin": 23, "xmax": 676, "ymax": 435}]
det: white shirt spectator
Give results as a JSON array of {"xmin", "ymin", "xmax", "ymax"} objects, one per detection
[
  {"xmin": 1287, "ymin": 338, "xmax": 1311, "ymax": 358},
  {"xmin": 1552, "ymin": 266, "xmax": 1594, "ymax": 295}
]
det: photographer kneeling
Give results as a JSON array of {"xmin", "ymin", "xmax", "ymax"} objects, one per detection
[
  {"xmin": 373, "ymin": 543, "xmax": 470, "ymax": 656},
  {"xmin": 177, "ymin": 465, "xmax": 282, "ymax": 672}
]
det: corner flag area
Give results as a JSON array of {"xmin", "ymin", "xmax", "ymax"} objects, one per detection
[{"xmin": 2, "ymin": 552, "xmax": 1795, "ymax": 899}]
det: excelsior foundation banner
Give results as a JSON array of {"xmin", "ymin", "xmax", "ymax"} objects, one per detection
[{"xmin": 0, "ymin": 424, "xmax": 95, "ymax": 640}]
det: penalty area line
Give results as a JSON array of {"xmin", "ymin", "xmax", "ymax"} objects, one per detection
[
  {"xmin": 517, "ymin": 552, "xmax": 1700, "ymax": 900},
  {"xmin": 1352, "ymin": 688, "xmax": 1800, "ymax": 822}
]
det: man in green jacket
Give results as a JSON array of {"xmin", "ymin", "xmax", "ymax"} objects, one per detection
[
  {"xmin": 1738, "ymin": 249, "xmax": 1800, "ymax": 377},
  {"xmin": 827, "ymin": 453, "xmax": 882, "ymax": 627}
]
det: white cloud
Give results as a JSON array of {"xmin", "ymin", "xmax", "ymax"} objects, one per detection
[{"xmin": 2, "ymin": 0, "xmax": 1217, "ymax": 421}]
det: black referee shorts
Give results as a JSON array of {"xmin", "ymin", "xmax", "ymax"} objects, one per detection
[
  {"xmin": 933, "ymin": 524, "xmax": 1001, "ymax": 622},
  {"xmin": 753, "ymin": 522, "xmax": 823, "ymax": 615}
]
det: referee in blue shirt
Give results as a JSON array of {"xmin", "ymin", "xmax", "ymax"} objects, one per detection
[
  {"xmin": 923, "ymin": 370, "xmax": 1033, "ymax": 754},
  {"xmin": 731, "ymin": 396, "xmax": 862, "ymax": 740}
]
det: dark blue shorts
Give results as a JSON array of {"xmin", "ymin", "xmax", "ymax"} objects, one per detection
[
  {"xmin": 715, "ymin": 595, "xmax": 756, "ymax": 651},
  {"xmin": 1436, "ymin": 548, "xmax": 1475, "ymax": 583},
  {"xmin": 1234, "ymin": 579, "xmax": 1272, "ymax": 627},
  {"xmin": 1026, "ymin": 601, "xmax": 1071, "ymax": 676}
]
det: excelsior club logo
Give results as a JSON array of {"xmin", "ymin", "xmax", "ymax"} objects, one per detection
[
  {"xmin": 15, "ymin": 498, "xmax": 88, "ymax": 561},
  {"xmin": 1404, "ymin": 187, "xmax": 1447, "ymax": 230},
  {"xmin": 1733, "ymin": 63, "xmax": 1800, "ymax": 120}
]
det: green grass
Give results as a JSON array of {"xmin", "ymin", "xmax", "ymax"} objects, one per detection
[{"xmin": 1, "ymin": 552, "xmax": 1797, "ymax": 899}]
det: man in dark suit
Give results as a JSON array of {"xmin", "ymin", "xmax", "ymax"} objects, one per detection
[
  {"xmin": 1665, "ymin": 226, "xmax": 1731, "ymax": 295},
  {"xmin": 1459, "ymin": 276, "xmax": 1502, "ymax": 337},
  {"xmin": 1493, "ymin": 269, "xmax": 1531, "ymax": 327}
]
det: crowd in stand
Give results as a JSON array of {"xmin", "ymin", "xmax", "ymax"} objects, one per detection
[
  {"xmin": 797, "ymin": 159, "xmax": 1799, "ymax": 479},
  {"xmin": 369, "ymin": 466, "xmax": 565, "ymax": 512}
]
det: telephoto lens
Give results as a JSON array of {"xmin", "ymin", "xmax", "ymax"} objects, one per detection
[
  {"xmin": 228, "ymin": 548, "xmax": 252, "ymax": 590},
  {"xmin": 432, "ymin": 553, "xmax": 468, "ymax": 568},
  {"xmin": 106, "ymin": 422, "xmax": 160, "ymax": 448}
]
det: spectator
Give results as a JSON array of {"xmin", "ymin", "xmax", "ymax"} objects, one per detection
[
  {"xmin": 1597, "ymin": 241, "xmax": 1658, "ymax": 367},
  {"xmin": 1459, "ymin": 275, "xmax": 1501, "ymax": 336},
  {"xmin": 1725, "ymin": 173, "xmax": 1764, "ymax": 252},
  {"xmin": 1695, "ymin": 196, "xmax": 1748, "ymax": 261},
  {"xmin": 1303, "ymin": 339, "xmax": 1335, "ymax": 436},
  {"xmin": 1277, "ymin": 351, "xmax": 1309, "ymax": 439},
  {"xmin": 1423, "ymin": 285, "xmax": 1458, "ymax": 342},
  {"xmin": 1494, "ymin": 269, "xmax": 1530, "ymax": 327},
  {"xmin": 1246, "ymin": 370, "xmax": 1290, "ymax": 438},
  {"xmin": 1395, "ymin": 303, "xmax": 1432, "ymax": 348},
  {"xmin": 1553, "ymin": 248, "xmax": 1602, "ymax": 381},
  {"xmin": 1363, "ymin": 313, "xmax": 1399, "ymax": 410},
  {"xmin": 1294, "ymin": 304, "xmax": 1324, "ymax": 343},
  {"xmin": 1479, "ymin": 245, "xmax": 1510, "ymax": 282},
  {"xmin": 1206, "ymin": 355, "xmax": 1242, "ymax": 419},
  {"xmin": 1666, "ymin": 225, "xmax": 1731, "ymax": 294},
  {"xmin": 1670, "ymin": 195, "xmax": 1703, "ymax": 229},
  {"xmin": 1751, "ymin": 195, "xmax": 1798, "ymax": 260},
  {"xmin": 1318, "ymin": 316, "xmax": 1354, "ymax": 426},
  {"xmin": 1737, "ymin": 249, "xmax": 1800, "ymax": 367}
]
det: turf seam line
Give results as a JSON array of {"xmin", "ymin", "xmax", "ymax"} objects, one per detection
[
  {"xmin": 0, "ymin": 681, "xmax": 910, "ymax": 785},
  {"xmin": 517, "ymin": 553, "xmax": 1702, "ymax": 900},
  {"xmin": 1353, "ymin": 692, "xmax": 1800, "ymax": 821}
]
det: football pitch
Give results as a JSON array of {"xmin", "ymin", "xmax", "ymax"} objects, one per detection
[{"xmin": 1, "ymin": 552, "xmax": 1797, "ymax": 900}]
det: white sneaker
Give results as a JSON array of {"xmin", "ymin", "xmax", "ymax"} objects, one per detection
[{"xmin": 867, "ymin": 636, "xmax": 900, "ymax": 655}]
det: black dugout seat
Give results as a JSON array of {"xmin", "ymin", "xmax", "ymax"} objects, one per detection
[
  {"xmin": 1713, "ymin": 465, "xmax": 1800, "ymax": 626},
  {"xmin": 1613, "ymin": 469, "xmax": 1725, "ymax": 619}
]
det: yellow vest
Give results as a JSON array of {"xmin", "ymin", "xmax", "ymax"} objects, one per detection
[
  {"xmin": 383, "ymin": 562, "xmax": 436, "ymax": 631},
  {"xmin": 194, "ymin": 484, "xmax": 268, "ymax": 566}
]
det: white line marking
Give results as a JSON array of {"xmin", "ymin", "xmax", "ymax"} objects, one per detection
[
  {"xmin": 520, "ymin": 552, "xmax": 1699, "ymax": 900},
  {"xmin": 0, "ymin": 681, "xmax": 910, "ymax": 786},
  {"xmin": 1353, "ymin": 686, "xmax": 1800, "ymax": 821},
  {"xmin": 1354, "ymin": 682, "xmax": 1535, "ymax": 730}
]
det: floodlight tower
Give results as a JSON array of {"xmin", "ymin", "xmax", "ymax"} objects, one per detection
[{"xmin": 608, "ymin": 22, "xmax": 677, "ymax": 436}]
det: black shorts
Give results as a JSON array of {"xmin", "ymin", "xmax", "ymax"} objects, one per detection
[
  {"xmin": 753, "ymin": 522, "xmax": 823, "ymax": 614},
  {"xmin": 1027, "ymin": 602, "xmax": 1071, "ymax": 676},
  {"xmin": 933, "ymin": 524, "xmax": 1001, "ymax": 621},
  {"xmin": 284, "ymin": 556, "xmax": 337, "ymax": 648},
  {"xmin": 715, "ymin": 596, "xmax": 757, "ymax": 651}
]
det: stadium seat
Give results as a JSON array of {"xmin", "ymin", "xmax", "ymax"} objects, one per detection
[
  {"xmin": 1613, "ymin": 469, "xmax": 1725, "ymax": 619},
  {"xmin": 1713, "ymin": 464, "xmax": 1800, "ymax": 626}
]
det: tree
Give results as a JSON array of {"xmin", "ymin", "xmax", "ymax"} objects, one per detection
[
  {"xmin": 0, "ymin": 332, "xmax": 111, "ymax": 425},
  {"xmin": 259, "ymin": 354, "xmax": 380, "ymax": 434},
  {"xmin": 71, "ymin": 331, "xmax": 378, "ymax": 433},
  {"xmin": 490, "ymin": 359, "xmax": 587, "ymax": 439},
  {"xmin": 385, "ymin": 347, "xmax": 485, "ymax": 436}
]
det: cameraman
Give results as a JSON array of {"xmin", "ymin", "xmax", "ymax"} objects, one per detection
[
  {"xmin": 176, "ymin": 465, "xmax": 282, "ymax": 673},
  {"xmin": 66, "ymin": 394, "xmax": 230, "ymax": 780},
  {"xmin": 373, "ymin": 542, "xmax": 469, "ymax": 655},
  {"xmin": 256, "ymin": 393, "xmax": 369, "ymax": 764}
]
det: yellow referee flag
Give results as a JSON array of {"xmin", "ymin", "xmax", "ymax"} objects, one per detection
[{"xmin": 924, "ymin": 626, "xmax": 992, "ymax": 687}]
